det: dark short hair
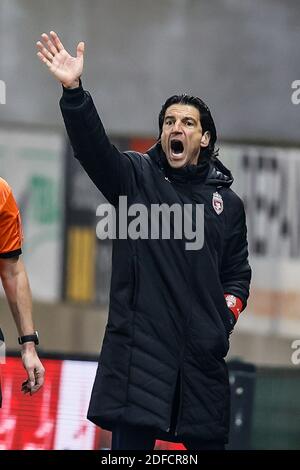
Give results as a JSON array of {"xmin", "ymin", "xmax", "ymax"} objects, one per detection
[{"xmin": 158, "ymin": 94, "xmax": 218, "ymax": 159}]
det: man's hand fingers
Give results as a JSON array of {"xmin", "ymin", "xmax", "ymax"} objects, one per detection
[
  {"xmin": 76, "ymin": 41, "xmax": 85, "ymax": 59},
  {"xmin": 37, "ymin": 51, "xmax": 52, "ymax": 69},
  {"xmin": 31, "ymin": 367, "xmax": 45, "ymax": 393},
  {"xmin": 35, "ymin": 368, "xmax": 45, "ymax": 387},
  {"xmin": 21, "ymin": 367, "xmax": 45, "ymax": 395},
  {"xmin": 27, "ymin": 368, "xmax": 35, "ymax": 389},
  {"xmin": 21, "ymin": 351, "xmax": 45, "ymax": 395},
  {"xmin": 36, "ymin": 41, "xmax": 53, "ymax": 61},
  {"xmin": 50, "ymin": 30, "xmax": 64, "ymax": 52},
  {"xmin": 21, "ymin": 380, "xmax": 30, "ymax": 394},
  {"xmin": 30, "ymin": 384, "xmax": 42, "ymax": 394},
  {"xmin": 41, "ymin": 33, "xmax": 58, "ymax": 56}
]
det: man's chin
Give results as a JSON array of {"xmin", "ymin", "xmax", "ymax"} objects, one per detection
[{"xmin": 166, "ymin": 153, "xmax": 187, "ymax": 168}]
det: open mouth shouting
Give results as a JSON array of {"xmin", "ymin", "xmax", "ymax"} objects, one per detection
[
  {"xmin": 160, "ymin": 103, "xmax": 206, "ymax": 168},
  {"xmin": 170, "ymin": 139, "xmax": 185, "ymax": 159}
]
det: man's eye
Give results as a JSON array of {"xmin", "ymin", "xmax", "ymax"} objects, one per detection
[
  {"xmin": 186, "ymin": 121, "xmax": 194, "ymax": 126},
  {"xmin": 165, "ymin": 120, "xmax": 172, "ymax": 126}
]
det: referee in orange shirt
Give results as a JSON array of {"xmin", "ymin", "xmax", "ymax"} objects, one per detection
[{"xmin": 0, "ymin": 177, "xmax": 44, "ymax": 407}]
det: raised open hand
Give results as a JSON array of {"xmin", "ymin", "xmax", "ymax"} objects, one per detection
[{"xmin": 36, "ymin": 31, "xmax": 84, "ymax": 88}]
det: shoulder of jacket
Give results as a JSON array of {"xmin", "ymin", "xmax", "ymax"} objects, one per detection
[
  {"xmin": 124, "ymin": 150, "xmax": 154, "ymax": 170},
  {"xmin": 123, "ymin": 150, "xmax": 145, "ymax": 159},
  {"xmin": 221, "ymin": 187, "xmax": 245, "ymax": 210},
  {"xmin": 123, "ymin": 150, "xmax": 143, "ymax": 164}
]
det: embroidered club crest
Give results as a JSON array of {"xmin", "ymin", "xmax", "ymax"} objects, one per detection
[
  {"xmin": 225, "ymin": 294, "xmax": 236, "ymax": 308},
  {"xmin": 212, "ymin": 192, "xmax": 223, "ymax": 215}
]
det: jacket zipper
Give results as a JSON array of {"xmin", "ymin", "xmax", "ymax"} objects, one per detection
[
  {"xmin": 165, "ymin": 368, "xmax": 181, "ymax": 433},
  {"xmin": 174, "ymin": 186, "xmax": 195, "ymax": 436},
  {"xmin": 165, "ymin": 349, "xmax": 186, "ymax": 434},
  {"xmin": 167, "ymin": 184, "xmax": 197, "ymax": 435},
  {"xmin": 174, "ymin": 363, "xmax": 184, "ymax": 436},
  {"xmin": 131, "ymin": 255, "xmax": 138, "ymax": 309}
]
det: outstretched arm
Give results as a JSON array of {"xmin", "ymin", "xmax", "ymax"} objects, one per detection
[{"xmin": 37, "ymin": 31, "xmax": 141, "ymax": 205}]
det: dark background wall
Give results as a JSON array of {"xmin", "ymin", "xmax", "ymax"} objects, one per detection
[{"xmin": 0, "ymin": 0, "xmax": 299, "ymax": 142}]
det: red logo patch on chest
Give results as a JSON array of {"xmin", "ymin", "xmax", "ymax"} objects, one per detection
[{"xmin": 212, "ymin": 191, "xmax": 223, "ymax": 215}]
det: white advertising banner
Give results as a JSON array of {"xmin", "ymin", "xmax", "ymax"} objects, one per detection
[
  {"xmin": 222, "ymin": 144, "xmax": 300, "ymax": 337},
  {"xmin": 0, "ymin": 128, "xmax": 64, "ymax": 301},
  {"xmin": 53, "ymin": 360, "xmax": 98, "ymax": 450}
]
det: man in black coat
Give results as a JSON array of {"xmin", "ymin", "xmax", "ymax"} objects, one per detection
[{"xmin": 37, "ymin": 31, "xmax": 251, "ymax": 450}]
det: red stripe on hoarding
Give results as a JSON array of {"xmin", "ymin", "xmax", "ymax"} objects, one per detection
[{"xmin": 0, "ymin": 357, "xmax": 62, "ymax": 450}]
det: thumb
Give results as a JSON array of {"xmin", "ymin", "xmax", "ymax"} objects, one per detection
[{"xmin": 76, "ymin": 41, "xmax": 85, "ymax": 59}]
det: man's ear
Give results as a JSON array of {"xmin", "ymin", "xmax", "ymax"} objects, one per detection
[{"xmin": 200, "ymin": 131, "xmax": 211, "ymax": 148}]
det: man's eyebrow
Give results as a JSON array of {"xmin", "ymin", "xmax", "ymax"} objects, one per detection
[
  {"xmin": 182, "ymin": 116, "xmax": 197, "ymax": 122},
  {"xmin": 164, "ymin": 115, "xmax": 197, "ymax": 121},
  {"xmin": 164, "ymin": 115, "xmax": 175, "ymax": 120}
]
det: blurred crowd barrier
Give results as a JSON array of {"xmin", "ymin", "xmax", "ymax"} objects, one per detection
[{"xmin": 0, "ymin": 355, "xmax": 299, "ymax": 450}]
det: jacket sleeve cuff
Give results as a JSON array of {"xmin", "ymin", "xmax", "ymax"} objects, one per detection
[
  {"xmin": 224, "ymin": 294, "xmax": 243, "ymax": 321},
  {"xmin": 61, "ymin": 79, "xmax": 85, "ymax": 106}
]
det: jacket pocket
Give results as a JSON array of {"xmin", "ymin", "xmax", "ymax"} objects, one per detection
[
  {"xmin": 130, "ymin": 255, "xmax": 139, "ymax": 309},
  {"xmin": 221, "ymin": 305, "xmax": 236, "ymax": 338}
]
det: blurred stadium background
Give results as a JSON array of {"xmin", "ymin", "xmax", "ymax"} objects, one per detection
[{"xmin": 0, "ymin": 0, "xmax": 300, "ymax": 450}]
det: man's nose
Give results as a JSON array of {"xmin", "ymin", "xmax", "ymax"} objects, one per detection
[{"xmin": 173, "ymin": 120, "xmax": 182, "ymax": 132}]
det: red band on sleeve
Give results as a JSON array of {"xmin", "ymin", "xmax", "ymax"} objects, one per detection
[{"xmin": 224, "ymin": 294, "xmax": 243, "ymax": 321}]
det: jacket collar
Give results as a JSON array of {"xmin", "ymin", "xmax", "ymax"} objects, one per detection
[{"xmin": 146, "ymin": 142, "xmax": 233, "ymax": 187}]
